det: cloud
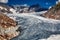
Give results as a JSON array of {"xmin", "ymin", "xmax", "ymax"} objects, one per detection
[
  {"xmin": 58, "ymin": 0, "xmax": 60, "ymax": 2},
  {"xmin": 0, "ymin": 0, "xmax": 8, "ymax": 3}
]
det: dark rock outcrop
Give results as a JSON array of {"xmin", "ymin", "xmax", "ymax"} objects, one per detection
[
  {"xmin": 41, "ymin": 3, "xmax": 60, "ymax": 20},
  {"xmin": 0, "ymin": 13, "xmax": 20, "ymax": 40},
  {"xmin": 0, "ymin": 3, "xmax": 14, "ymax": 14}
]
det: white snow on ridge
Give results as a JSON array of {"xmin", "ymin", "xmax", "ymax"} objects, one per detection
[
  {"xmin": 39, "ymin": 35, "xmax": 60, "ymax": 40},
  {"xmin": 47, "ymin": 35, "xmax": 60, "ymax": 40},
  {"xmin": 17, "ymin": 11, "xmax": 47, "ymax": 15}
]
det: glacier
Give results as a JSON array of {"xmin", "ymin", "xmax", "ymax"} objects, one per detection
[{"xmin": 6, "ymin": 12, "xmax": 60, "ymax": 40}]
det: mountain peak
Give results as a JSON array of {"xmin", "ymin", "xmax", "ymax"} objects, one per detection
[{"xmin": 41, "ymin": 2, "xmax": 60, "ymax": 20}]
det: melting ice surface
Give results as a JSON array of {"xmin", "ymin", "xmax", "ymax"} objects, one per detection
[{"xmin": 7, "ymin": 12, "xmax": 60, "ymax": 40}]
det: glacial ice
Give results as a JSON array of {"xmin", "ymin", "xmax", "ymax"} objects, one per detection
[{"xmin": 6, "ymin": 13, "xmax": 60, "ymax": 40}]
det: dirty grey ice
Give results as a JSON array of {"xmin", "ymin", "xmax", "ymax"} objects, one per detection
[{"xmin": 6, "ymin": 13, "xmax": 60, "ymax": 40}]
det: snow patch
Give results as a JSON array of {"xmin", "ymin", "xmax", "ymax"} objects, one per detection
[{"xmin": 47, "ymin": 35, "xmax": 60, "ymax": 40}]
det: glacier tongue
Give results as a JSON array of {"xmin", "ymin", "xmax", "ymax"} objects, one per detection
[{"xmin": 7, "ymin": 14, "xmax": 60, "ymax": 40}]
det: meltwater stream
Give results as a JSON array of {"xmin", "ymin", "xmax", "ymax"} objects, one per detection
[{"xmin": 7, "ymin": 14, "xmax": 60, "ymax": 40}]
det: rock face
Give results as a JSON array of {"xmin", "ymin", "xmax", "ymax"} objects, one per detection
[
  {"xmin": 41, "ymin": 3, "xmax": 60, "ymax": 20},
  {"xmin": 0, "ymin": 13, "xmax": 17, "ymax": 28},
  {"xmin": 13, "ymin": 4, "xmax": 47, "ymax": 13},
  {"xmin": 0, "ymin": 3, "xmax": 15, "ymax": 14},
  {"xmin": 0, "ymin": 13, "xmax": 20, "ymax": 40},
  {"xmin": 29, "ymin": 4, "xmax": 47, "ymax": 12}
]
